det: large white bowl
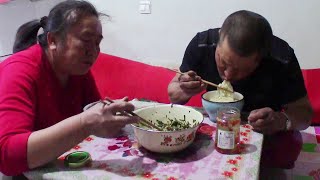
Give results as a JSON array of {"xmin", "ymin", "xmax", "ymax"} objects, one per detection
[
  {"xmin": 131, "ymin": 104, "xmax": 204, "ymax": 153},
  {"xmin": 202, "ymin": 90, "xmax": 244, "ymax": 122}
]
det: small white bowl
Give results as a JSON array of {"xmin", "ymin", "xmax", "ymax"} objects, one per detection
[{"xmin": 131, "ymin": 104, "xmax": 204, "ymax": 153}]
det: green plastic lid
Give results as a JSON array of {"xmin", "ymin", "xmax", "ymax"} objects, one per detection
[{"xmin": 64, "ymin": 151, "xmax": 91, "ymax": 168}]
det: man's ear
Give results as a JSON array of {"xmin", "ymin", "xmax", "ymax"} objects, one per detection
[{"xmin": 47, "ymin": 32, "xmax": 57, "ymax": 50}]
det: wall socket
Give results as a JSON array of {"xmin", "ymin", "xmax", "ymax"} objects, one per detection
[{"xmin": 139, "ymin": 0, "xmax": 151, "ymax": 14}]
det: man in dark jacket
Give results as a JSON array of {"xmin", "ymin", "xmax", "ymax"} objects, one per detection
[{"xmin": 168, "ymin": 10, "xmax": 313, "ymax": 169}]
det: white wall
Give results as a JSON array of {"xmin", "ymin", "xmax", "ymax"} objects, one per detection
[
  {"xmin": 0, "ymin": 0, "xmax": 34, "ymax": 57},
  {"xmin": 88, "ymin": 0, "xmax": 320, "ymax": 69},
  {"xmin": 0, "ymin": 0, "xmax": 63, "ymax": 59}
]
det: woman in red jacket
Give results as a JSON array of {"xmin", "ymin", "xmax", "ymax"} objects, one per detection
[{"xmin": 0, "ymin": 0, "xmax": 138, "ymax": 176}]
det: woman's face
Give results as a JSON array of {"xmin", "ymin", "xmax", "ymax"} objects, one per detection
[
  {"xmin": 52, "ymin": 15, "xmax": 103, "ymax": 75},
  {"xmin": 215, "ymin": 38, "xmax": 260, "ymax": 82}
]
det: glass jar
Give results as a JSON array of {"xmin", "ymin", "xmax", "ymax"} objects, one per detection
[{"xmin": 215, "ymin": 106, "xmax": 241, "ymax": 154}]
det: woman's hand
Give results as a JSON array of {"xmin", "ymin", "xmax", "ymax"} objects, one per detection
[{"xmin": 81, "ymin": 98, "xmax": 139, "ymax": 138}]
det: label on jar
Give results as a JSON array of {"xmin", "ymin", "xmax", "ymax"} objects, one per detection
[{"xmin": 217, "ymin": 129, "xmax": 235, "ymax": 149}]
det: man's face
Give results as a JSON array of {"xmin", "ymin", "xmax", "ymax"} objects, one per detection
[
  {"xmin": 53, "ymin": 15, "xmax": 103, "ymax": 75},
  {"xmin": 215, "ymin": 38, "xmax": 260, "ymax": 82}
]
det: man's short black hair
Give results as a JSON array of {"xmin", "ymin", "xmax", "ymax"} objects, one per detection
[{"xmin": 219, "ymin": 10, "xmax": 273, "ymax": 57}]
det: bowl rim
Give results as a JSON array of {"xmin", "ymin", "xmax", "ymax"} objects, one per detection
[
  {"xmin": 83, "ymin": 101, "xmax": 99, "ymax": 111},
  {"xmin": 131, "ymin": 104, "xmax": 204, "ymax": 133},
  {"xmin": 201, "ymin": 90, "xmax": 244, "ymax": 104}
]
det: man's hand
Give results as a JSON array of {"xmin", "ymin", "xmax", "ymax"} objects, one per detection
[
  {"xmin": 178, "ymin": 71, "xmax": 207, "ymax": 94},
  {"xmin": 168, "ymin": 70, "xmax": 206, "ymax": 104},
  {"xmin": 248, "ymin": 107, "xmax": 287, "ymax": 135}
]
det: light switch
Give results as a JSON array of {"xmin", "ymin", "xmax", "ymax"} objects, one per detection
[{"xmin": 139, "ymin": 0, "xmax": 151, "ymax": 14}]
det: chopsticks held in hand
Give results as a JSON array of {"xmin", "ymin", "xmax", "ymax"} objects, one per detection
[
  {"xmin": 101, "ymin": 97, "xmax": 162, "ymax": 131},
  {"xmin": 167, "ymin": 68, "xmax": 234, "ymax": 93}
]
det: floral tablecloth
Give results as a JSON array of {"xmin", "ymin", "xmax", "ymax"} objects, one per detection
[{"xmin": 24, "ymin": 101, "xmax": 264, "ymax": 180}]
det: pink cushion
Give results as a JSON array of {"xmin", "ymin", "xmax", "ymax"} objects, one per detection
[
  {"xmin": 91, "ymin": 53, "xmax": 202, "ymax": 106},
  {"xmin": 302, "ymin": 69, "xmax": 320, "ymax": 125}
]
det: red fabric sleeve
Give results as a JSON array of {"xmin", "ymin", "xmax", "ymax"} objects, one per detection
[{"xmin": 0, "ymin": 61, "xmax": 36, "ymax": 175}]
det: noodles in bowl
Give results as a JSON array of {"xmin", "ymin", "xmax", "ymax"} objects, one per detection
[{"xmin": 202, "ymin": 80, "xmax": 244, "ymax": 122}]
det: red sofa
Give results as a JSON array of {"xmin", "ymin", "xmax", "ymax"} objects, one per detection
[
  {"xmin": 91, "ymin": 53, "xmax": 319, "ymax": 124},
  {"xmin": 91, "ymin": 53, "xmax": 202, "ymax": 106},
  {"xmin": 302, "ymin": 69, "xmax": 320, "ymax": 125}
]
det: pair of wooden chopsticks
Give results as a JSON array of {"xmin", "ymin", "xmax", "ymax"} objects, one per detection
[
  {"xmin": 101, "ymin": 97, "xmax": 162, "ymax": 131},
  {"xmin": 167, "ymin": 68, "xmax": 234, "ymax": 93}
]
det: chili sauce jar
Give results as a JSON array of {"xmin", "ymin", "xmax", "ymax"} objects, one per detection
[{"xmin": 215, "ymin": 107, "xmax": 241, "ymax": 154}]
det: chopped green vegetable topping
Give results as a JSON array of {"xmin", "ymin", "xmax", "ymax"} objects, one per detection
[{"xmin": 137, "ymin": 115, "xmax": 198, "ymax": 131}]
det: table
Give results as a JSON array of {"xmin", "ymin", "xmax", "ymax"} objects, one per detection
[{"xmin": 24, "ymin": 101, "xmax": 264, "ymax": 180}]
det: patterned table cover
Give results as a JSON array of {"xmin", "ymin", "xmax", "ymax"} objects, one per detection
[{"xmin": 24, "ymin": 101, "xmax": 264, "ymax": 180}]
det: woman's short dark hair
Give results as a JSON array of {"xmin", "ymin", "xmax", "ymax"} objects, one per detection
[
  {"xmin": 13, "ymin": 0, "xmax": 102, "ymax": 53},
  {"xmin": 219, "ymin": 10, "xmax": 273, "ymax": 57}
]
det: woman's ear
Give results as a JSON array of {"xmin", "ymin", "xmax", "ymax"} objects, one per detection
[
  {"xmin": 47, "ymin": 32, "xmax": 57, "ymax": 50},
  {"xmin": 49, "ymin": 43, "xmax": 57, "ymax": 50}
]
